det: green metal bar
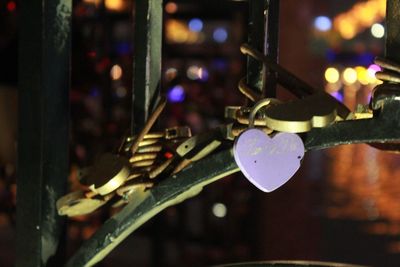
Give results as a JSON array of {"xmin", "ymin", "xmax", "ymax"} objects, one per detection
[
  {"xmin": 385, "ymin": 0, "xmax": 400, "ymax": 62},
  {"xmin": 247, "ymin": 0, "xmax": 268, "ymax": 93},
  {"xmin": 263, "ymin": 0, "xmax": 280, "ymax": 98},
  {"xmin": 16, "ymin": 0, "xmax": 71, "ymax": 266},
  {"xmin": 131, "ymin": 0, "xmax": 163, "ymax": 134}
]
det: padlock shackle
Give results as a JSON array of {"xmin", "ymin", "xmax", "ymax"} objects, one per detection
[{"xmin": 248, "ymin": 98, "xmax": 280, "ymax": 128}]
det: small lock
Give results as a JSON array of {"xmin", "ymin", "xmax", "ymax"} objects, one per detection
[
  {"xmin": 165, "ymin": 126, "xmax": 192, "ymax": 140},
  {"xmin": 233, "ymin": 98, "xmax": 305, "ymax": 193},
  {"xmin": 85, "ymin": 153, "xmax": 131, "ymax": 196},
  {"xmin": 56, "ymin": 190, "xmax": 110, "ymax": 217},
  {"xmin": 264, "ymin": 93, "xmax": 340, "ymax": 133},
  {"xmin": 224, "ymin": 106, "xmax": 241, "ymax": 120}
]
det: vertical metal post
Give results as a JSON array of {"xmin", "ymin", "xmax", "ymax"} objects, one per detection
[
  {"xmin": 247, "ymin": 0, "xmax": 267, "ymax": 93},
  {"xmin": 263, "ymin": 0, "xmax": 280, "ymax": 97},
  {"xmin": 16, "ymin": 0, "xmax": 71, "ymax": 266},
  {"xmin": 247, "ymin": 0, "xmax": 279, "ymax": 97},
  {"xmin": 385, "ymin": 0, "xmax": 400, "ymax": 62},
  {"xmin": 132, "ymin": 0, "xmax": 163, "ymax": 133}
]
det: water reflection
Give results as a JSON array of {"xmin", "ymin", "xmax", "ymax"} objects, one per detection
[{"xmin": 325, "ymin": 84, "xmax": 400, "ymax": 258}]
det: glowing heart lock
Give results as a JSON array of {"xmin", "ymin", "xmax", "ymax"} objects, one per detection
[{"xmin": 233, "ymin": 98, "xmax": 305, "ymax": 192}]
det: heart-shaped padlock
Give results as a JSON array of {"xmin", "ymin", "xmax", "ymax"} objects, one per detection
[{"xmin": 233, "ymin": 98, "xmax": 305, "ymax": 192}]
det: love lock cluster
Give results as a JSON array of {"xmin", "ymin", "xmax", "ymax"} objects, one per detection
[
  {"xmin": 57, "ymin": 44, "xmax": 397, "ymax": 217},
  {"xmin": 57, "ymin": 97, "xmax": 230, "ymax": 217}
]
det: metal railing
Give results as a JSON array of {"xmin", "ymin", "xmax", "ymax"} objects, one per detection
[{"xmin": 16, "ymin": 1, "xmax": 400, "ymax": 266}]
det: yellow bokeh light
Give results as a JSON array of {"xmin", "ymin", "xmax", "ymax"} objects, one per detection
[
  {"xmin": 165, "ymin": 19, "xmax": 201, "ymax": 44},
  {"xmin": 355, "ymin": 66, "xmax": 369, "ymax": 85},
  {"xmin": 325, "ymin": 67, "xmax": 340, "ymax": 83},
  {"xmin": 333, "ymin": 0, "xmax": 386, "ymax": 39},
  {"xmin": 105, "ymin": 0, "xmax": 125, "ymax": 11},
  {"xmin": 110, "ymin": 65, "xmax": 122, "ymax": 80},
  {"xmin": 343, "ymin": 68, "xmax": 357, "ymax": 85},
  {"xmin": 83, "ymin": 0, "xmax": 101, "ymax": 6}
]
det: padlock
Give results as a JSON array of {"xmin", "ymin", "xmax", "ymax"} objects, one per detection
[{"xmin": 233, "ymin": 98, "xmax": 305, "ymax": 192}]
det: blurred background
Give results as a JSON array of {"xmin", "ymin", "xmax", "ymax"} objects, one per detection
[{"xmin": 1, "ymin": 0, "xmax": 400, "ymax": 266}]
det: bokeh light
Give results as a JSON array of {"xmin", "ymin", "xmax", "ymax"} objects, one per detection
[
  {"xmin": 371, "ymin": 23, "xmax": 385, "ymax": 38},
  {"xmin": 165, "ymin": 67, "xmax": 178, "ymax": 82},
  {"xmin": 212, "ymin": 203, "xmax": 227, "ymax": 218},
  {"xmin": 167, "ymin": 85, "xmax": 185, "ymax": 103},
  {"xmin": 6, "ymin": 1, "xmax": 16, "ymax": 12},
  {"xmin": 343, "ymin": 68, "xmax": 357, "ymax": 85},
  {"xmin": 166, "ymin": 19, "xmax": 202, "ymax": 44},
  {"xmin": 188, "ymin": 18, "xmax": 203, "ymax": 32},
  {"xmin": 367, "ymin": 64, "xmax": 382, "ymax": 83},
  {"xmin": 314, "ymin": 16, "xmax": 332, "ymax": 31},
  {"xmin": 333, "ymin": 0, "xmax": 386, "ymax": 39},
  {"xmin": 330, "ymin": 91, "xmax": 344, "ymax": 102},
  {"xmin": 186, "ymin": 65, "xmax": 209, "ymax": 81},
  {"xmin": 115, "ymin": 86, "xmax": 127, "ymax": 98},
  {"xmin": 187, "ymin": 65, "xmax": 200, "ymax": 80},
  {"xmin": 165, "ymin": 2, "xmax": 178, "ymax": 14},
  {"xmin": 325, "ymin": 67, "xmax": 340, "ymax": 83},
  {"xmin": 355, "ymin": 66, "xmax": 369, "ymax": 85},
  {"xmin": 213, "ymin": 27, "xmax": 228, "ymax": 43},
  {"xmin": 110, "ymin": 65, "xmax": 122, "ymax": 80},
  {"xmin": 198, "ymin": 67, "xmax": 209, "ymax": 81},
  {"xmin": 105, "ymin": 0, "xmax": 125, "ymax": 11}
]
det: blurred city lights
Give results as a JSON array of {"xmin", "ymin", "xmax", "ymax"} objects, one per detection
[
  {"xmin": 167, "ymin": 85, "xmax": 185, "ymax": 103},
  {"xmin": 213, "ymin": 27, "xmax": 228, "ymax": 43},
  {"xmin": 165, "ymin": 67, "xmax": 178, "ymax": 82},
  {"xmin": 110, "ymin": 64, "xmax": 123, "ymax": 80},
  {"xmin": 105, "ymin": 0, "xmax": 125, "ymax": 11},
  {"xmin": 330, "ymin": 91, "xmax": 344, "ymax": 102},
  {"xmin": 343, "ymin": 68, "xmax": 357, "ymax": 85},
  {"xmin": 188, "ymin": 18, "xmax": 203, "ymax": 32},
  {"xmin": 371, "ymin": 23, "xmax": 385, "ymax": 38},
  {"xmin": 89, "ymin": 87, "xmax": 100, "ymax": 97},
  {"xmin": 333, "ymin": 0, "xmax": 386, "ymax": 39},
  {"xmin": 186, "ymin": 65, "xmax": 209, "ymax": 81},
  {"xmin": 6, "ymin": 1, "xmax": 16, "ymax": 12},
  {"xmin": 325, "ymin": 81, "xmax": 342, "ymax": 93},
  {"xmin": 115, "ymin": 86, "xmax": 127, "ymax": 98},
  {"xmin": 198, "ymin": 67, "xmax": 209, "ymax": 81},
  {"xmin": 314, "ymin": 16, "xmax": 332, "ymax": 32},
  {"xmin": 212, "ymin": 203, "xmax": 227, "ymax": 218},
  {"xmin": 355, "ymin": 66, "xmax": 369, "ymax": 85},
  {"xmin": 325, "ymin": 67, "xmax": 340, "ymax": 83},
  {"xmin": 187, "ymin": 65, "xmax": 200, "ymax": 80},
  {"xmin": 166, "ymin": 19, "xmax": 202, "ymax": 44},
  {"xmin": 165, "ymin": 2, "xmax": 178, "ymax": 14},
  {"xmin": 367, "ymin": 64, "xmax": 381, "ymax": 83},
  {"xmin": 83, "ymin": 0, "xmax": 101, "ymax": 6}
]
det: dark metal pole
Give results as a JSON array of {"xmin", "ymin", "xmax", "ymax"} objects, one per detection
[
  {"xmin": 263, "ymin": 0, "xmax": 280, "ymax": 97},
  {"xmin": 247, "ymin": 0, "xmax": 267, "ymax": 93},
  {"xmin": 132, "ymin": 0, "xmax": 163, "ymax": 134},
  {"xmin": 16, "ymin": 0, "xmax": 71, "ymax": 266},
  {"xmin": 247, "ymin": 0, "xmax": 279, "ymax": 97},
  {"xmin": 386, "ymin": 0, "xmax": 400, "ymax": 62}
]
